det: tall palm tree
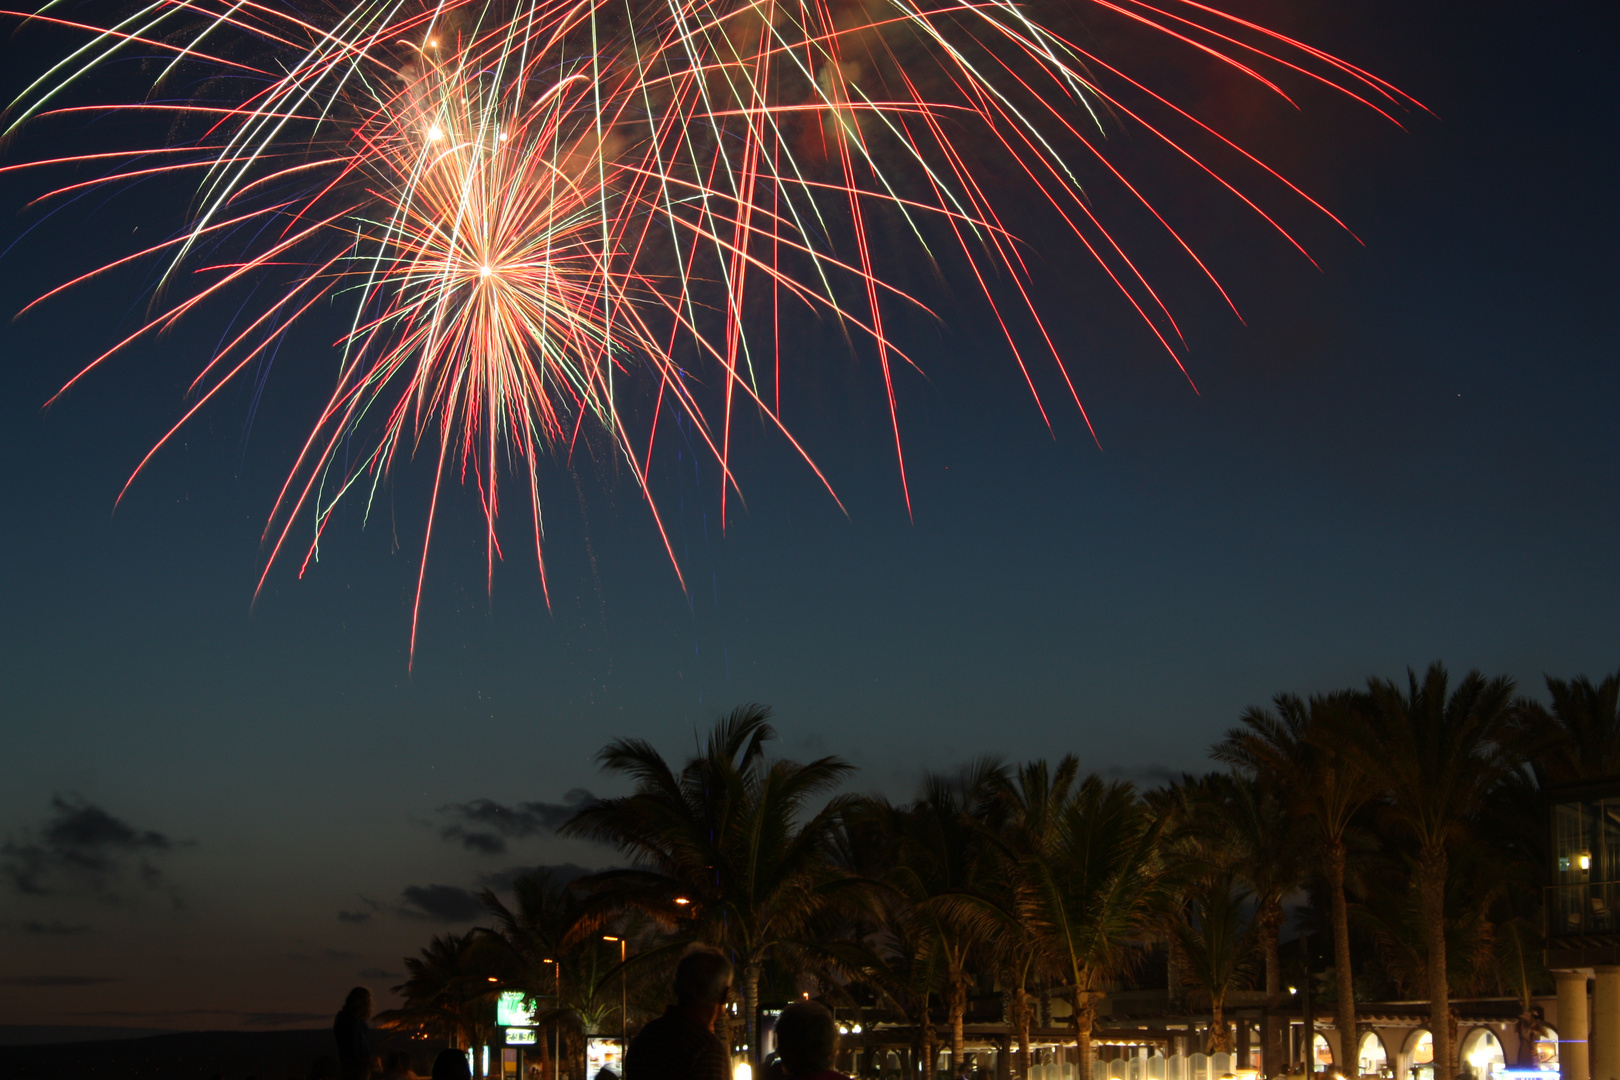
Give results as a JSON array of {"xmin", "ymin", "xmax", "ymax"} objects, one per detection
[
  {"xmin": 881, "ymin": 760, "xmax": 1006, "ymax": 1074},
  {"xmin": 1215, "ymin": 691, "xmax": 1378, "ymax": 1073},
  {"xmin": 1352, "ymin": 840, "xmax": 1499, "ymax": 1004},
  {"xmin": 1345, "ymin": 663, "xmax": 1517, "ymax": 1080},
  {"xmin": 1512, "ymin": 668, "xmax": 1620, "ymax": 784},
  {"xmin": 1170, "ymin": 773, "xmax": 1312, "ymax": 1075},
  {"xmin": 988, "ymin": 758, "xmax": 1165, "ymax": 1080},
  {"xmin": 1173, "ymin": 872, "xmax": 1257, "ymax": 1054},
  {"xmin": 562, "ymin": 705, "xmax": 859, "ymax": 1066}
]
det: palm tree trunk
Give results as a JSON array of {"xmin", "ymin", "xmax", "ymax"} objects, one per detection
[
  {"xmin": 1260, "ymin": 898, "xmax": 1282, "ymax": 1077},
  {"xmin": 1326, "ymin": 840, "xmax": 1358, "ymax": 1078},
  {"xmin": 1167, "ymin": 934, "xmax": 1186, "ymax": 1012},
  {"xmin": 923, "ymin": 1018, "xmax": 939, "ymax": 1080},
  {"xmin": 1418, "ymin": 846, "xmax": 1453, "ymax": 1080},
  {"xmin": 1015, "ymin": 987, "xmax": 1033, "ymax": 1080},
  {"xmin": 1209, "ymin": 997, "xmax": 1231, "ymax": 1054},
  {"xmin": 745, "ymin": 963, "xmax": 761, "ymax": 1067},
  {"xmin": 716, "ymin": 999, "xmax": 733, "ymax": 1066},
  {"xmin": 536, "ymin": 1020, "xmax": 551, "ymax": 1080},
  {"xmin": 950, "ymin": 964, "xmax": 967, "ymax": 1074},
  {"xmin": 1073, "ymin": 987, "xmax": 1098, "ymax": 1080}
]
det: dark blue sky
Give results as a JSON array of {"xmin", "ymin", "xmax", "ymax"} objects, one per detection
[{"xmin": 1, "ymin": 0, "xmax": 1616, "ymax": 1031}]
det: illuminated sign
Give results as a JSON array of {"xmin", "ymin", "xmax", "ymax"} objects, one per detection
[
  {"xmin": 587, "ymin": 1036, "xmax": 623, "ymax": 1078},
  {"xmin": 507, "ymin": 1028, "xmax": 538, "ymax": 1045},
  {"xmin": 497, "ymin": 992, "xmax": 537, "ymax": 1026}
]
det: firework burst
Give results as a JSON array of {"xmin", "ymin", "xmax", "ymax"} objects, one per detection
[{"xmin": 1, "ymin": 0, "xmax": 1421, "ymax": 660}]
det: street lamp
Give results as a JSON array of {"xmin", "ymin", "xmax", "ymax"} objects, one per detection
[
  {"xmin": 604, "ymin": 936, "xmax": 627, "ymax": 1072},
  {"xmin": 544, "ymin": 959, "xmax": 561, "ymax": 1079}
]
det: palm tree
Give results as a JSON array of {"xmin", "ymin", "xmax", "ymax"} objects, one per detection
[
  {"xmin": 379, "ymin": 931, "xmax": 503, "ymax": 1053},
  {"xmin": 1169, "ymin": 773, "xmax": 1311, "ymax": 1074},
  {"xmin": 1345, "ymin": 663, "xmax": 1517, "ymax": 1080},
  {"xmin": 561, "ymin": 705, "xmax": 859, "ymax": 1067},
  {"xmin": 1352, "ymin": 840, "xmax": 1499, "ymax": 1004},
  {"xmin": 1173, "ymin": 872, "xmax": 1257, "ymax": 1054},
  {"xmin": 1512, "ymin": 668, "xmax": 1620, "ymax": 784},
  {"xmin": 1215, "ymin": 691, "xmax": 1378, "ymax": 1073},
  {"xmin": 988, "ymin": 758, "xmax": 1165, "ymax": 1080},
  {"xmin": 478, "ymin": 869, "xmax": 633, "ymax": 1080},
  {"xmin": 880, "ymin": 760, "xmax": 1006, "ymax": 1074}
]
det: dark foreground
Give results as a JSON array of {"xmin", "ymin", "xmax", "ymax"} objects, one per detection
[{"xmin": 0, "ymin": 1028, "xmax": 439, "ymax": 1079}]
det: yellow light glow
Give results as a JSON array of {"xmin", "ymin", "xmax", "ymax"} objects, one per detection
[
  {"xmin": 427, "ymin": 125, "xmax": 444, "ymax": 141},
  {"xmin": 734, "ymin": 1064, "xmax": 753, "ymax": 1080},
  {"xmin": 1580, "ymin": 853, "xmax": 1592, "ymax": 871},
  {"xmin": 480, "ymin": 265, "xmax": 492, "ymax": 277}
]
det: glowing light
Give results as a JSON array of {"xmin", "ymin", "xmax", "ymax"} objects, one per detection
[
  {"xmin": 427, "ymin": 124, "xmax": 444, "ymax": 141},
  {"xmin": 734, "ymin": 1064, "xmax": 753, "ymax": 1080},
  {"xmin": 498, "ymin": 131, "xmax": 508, "ymax": 142},
  {"xmin": 1580, "ymin": 853, "xmax": 1592, "ymax": 870},
  {"xmin": 479, "ymin": 265, "xmax": 492, "ymax": 278}
]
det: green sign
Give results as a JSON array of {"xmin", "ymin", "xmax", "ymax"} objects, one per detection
[{"xmin": 497, "ymin": 991, "xmax": 537, "ymax": 1026}]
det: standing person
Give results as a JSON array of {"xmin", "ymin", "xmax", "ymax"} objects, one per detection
[
  {"xmin": 773, "ymin": 1002, "xmax": 849, "ymax": 1080},
  {"xmin": 624, "ymin": 946, "xmax": 733, "ymax": 1080},
  {"xmin": 434, "ymin": 1048, "xmax": 475, "ymax": 1080},
  {"xmin": 335, "ymin": 986, "xmax": 375, "ymax": 1080}
]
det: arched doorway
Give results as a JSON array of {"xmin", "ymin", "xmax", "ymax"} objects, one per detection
[
  {"xmin": 1461, "ymin": 1030, "xmax": 1505, "ymax": 1080},
  {"xmin": 1358, "ymin": 1033, "xmax": 1389, "ymax": 1078},
  {"xmin": 1404, "ymin": 1030, "xmax": 1433, "ymax": 1080},
  {"xmin": 1312, "ymin": 1035, "xmax": 1333, "ymax": 1073}
]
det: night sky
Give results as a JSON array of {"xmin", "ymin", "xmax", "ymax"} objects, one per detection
[{"xmin": 1, "ymin": 0, "xmax": 1615, "ymax": 1034}]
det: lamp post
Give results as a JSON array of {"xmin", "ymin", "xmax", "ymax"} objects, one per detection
[
  {"xmin": 544, "ymin": 959, "xmax": 560, "ymax": 1080},
  {"xmin": 605, "ymin": 936, "xmax": 627, "ymax": 1074}
]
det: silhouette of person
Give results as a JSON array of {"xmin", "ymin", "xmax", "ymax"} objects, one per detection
[
  {"xmin": 774, "ymin": 1001, "xmax": 849, "ymax": 1080},
  {"xmin": 334, "ymin": 986, "xmax": 374, "ymax": 1080},
  {"xmin": 624, "ymin": 945, "xmax": 734, "ymax": 1080},
  {"xmin": 433, "ymin": 1048, "xmax": 475, "ymax": 1080}
]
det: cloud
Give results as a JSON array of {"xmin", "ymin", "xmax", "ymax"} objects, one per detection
[
  {"xmin": 337, "ymin": 896, "xmax": 389, "ymax": 924},
  {"xmin": 436, "ymin": 791, "xmax": 601, "ymax": 854},
  {"xmin": 19, "ymin": 920, "xmax": 91, "ymax": 936},
  {"xmin": 400, "ymin": 884, "xmax": 486, "ymax": 923},
  {"xmin": 1, "ymin": 975, "xmax": 121, "ymax": 987},
  {"xmin": 1, "ymin": 796, "xmax": 187, "ymax": 902}
]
